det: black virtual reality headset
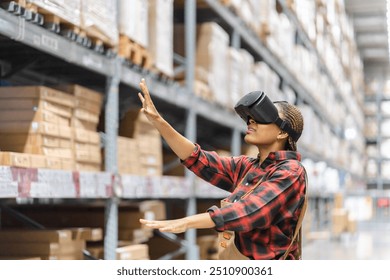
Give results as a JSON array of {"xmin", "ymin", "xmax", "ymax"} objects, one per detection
[{"xmin": 234, "ymin": 91, "xmax": 299, "ymax": 141}]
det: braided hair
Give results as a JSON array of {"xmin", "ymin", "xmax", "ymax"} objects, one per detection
[{"xmin": 274, "ymin": 102, "xmax": 304, "ymax": 151}]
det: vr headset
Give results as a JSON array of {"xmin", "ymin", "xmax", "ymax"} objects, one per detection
[{"xmin": 234, "ymin": 91, "xmax": 299, "ymax": 141}]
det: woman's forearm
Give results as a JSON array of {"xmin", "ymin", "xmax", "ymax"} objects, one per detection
[
  {"xmin": 153, "ymin": 117, "xmax": 196, "ymax": 160},
  {"xmin": 140, "ymin": 212, "xmax": 215, "ymax": 233},
  {"xmin": 184, "ymin": 212, "xmax": 216, "ymax": 230}
]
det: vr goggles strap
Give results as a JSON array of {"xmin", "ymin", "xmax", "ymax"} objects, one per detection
[{"xmin": 275, "ymin": 118, "xmax": 299, "ymax": 142}]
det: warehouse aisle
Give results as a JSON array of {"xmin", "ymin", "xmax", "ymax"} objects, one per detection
[{"xmin": 303, "ymin": 220, "xmax": 390, "ymax": 260}]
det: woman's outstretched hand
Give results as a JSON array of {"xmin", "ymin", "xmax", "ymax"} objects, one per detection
[
  {"xmin": 138, "ymin": 78, "xmax": 161, "ymax": 124},
  {"xmin": 139, "ymin": 218, "xmax": 188, "ymax": 234}
]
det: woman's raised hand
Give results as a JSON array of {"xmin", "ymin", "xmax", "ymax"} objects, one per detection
[{"xmin": 138, "ymin": 78, "xmax": 161, "ymax": 124}]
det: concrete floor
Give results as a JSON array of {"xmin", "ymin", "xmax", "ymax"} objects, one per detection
[{"xmin": 302, "ymin": 220, "xmax": 390, "ymax": 260}]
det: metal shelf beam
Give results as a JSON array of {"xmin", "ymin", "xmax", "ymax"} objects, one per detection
[{"xmin": 0, "ymin": 9, "xmax": 115, "ymax": 76}]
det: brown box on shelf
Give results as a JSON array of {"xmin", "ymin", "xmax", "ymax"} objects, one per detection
[
  {"xmin": 12, "ymin": 146, "xmax": 73, "ymax": 159},
  {"xmin": 0, "ymin": 240, "xmax": 85, "ymax": 257},
  {"xmin": 0, "ymin": 152, "xmax": 30, "ymax": 168},
  {"xmin": 61, "ymin": 158, "xmax": 75, "ymax": 170},
  {"xmin": 119, "ymin": 109, "xmax": 159, "ymax": 138},
  {"xmin": 56, "ymin": 84, "xmax": 103, "ymax": 105},
  {"xmin": 118, "ymin": 228, "xmax": 153, "ymax": 243},
  {"xmin": 73, "ymin": 128, "xmax": 100, "ymax": 144},
  {"xmin": 67, "ymin": 227, "xmax": 103, "ymax": 242},
  {"xmin": 139, "ymin": 200, "xmax": 166, "ymax": 221},
  {"xmin": 71, "ymin": 118, "xmax": 98, "ymax": 131},
  {"xmin": 73, "ymin": 108, "xmax": 100, "ymax": 124},
  {"xmin": 0, "ymin": 107, "xmax": 71, "ymax": 125},
  {"xmin": 0, "ymin": 229, "xmax": 73, "ymax": 243},
  {"xmin": 0, "ymin": 122, "xmax": 72, "ymax": 140},
  {"xmin": 0, "ymin": 86, "xmax": 75, "ymax": 108},
  {"xmin": 118, "ymin": 211, "xmax": 146, "ymax": 229},
  {"xmin": 75, "ymin": 162, "xmax": 102, "ymax": 172},
  {"xmin": 116, "ymin": 244, "xmax": 149, "ymax": 260},
  {"xmin": 30, "ymin": 154, "xmax": 47, "ymax": 168},
  {"xmin": 46, "ymin": 157, "xmax": 63, "ymax": 170},
  {"xmin": 0, "ymin": 134, "xmax": 72, "ymax": 151}
]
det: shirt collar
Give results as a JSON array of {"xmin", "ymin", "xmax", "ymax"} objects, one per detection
[{"xmin": 259, "ymin": 150, "xmax": 301, "ymax": 168}]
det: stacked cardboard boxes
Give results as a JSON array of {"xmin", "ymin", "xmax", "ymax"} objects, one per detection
[
  {"xmin": 0, "ymin": 229, "xmax": 85, "ymax": 260},
  {"xmin": 0, "ymin": 86, "xmax": 75, "ymax": 170},
  {"xmin": 58, "ymin": 85, "xmax": 103, "ymax": 172},
  {"xmin": 0, "ymin": 85, "xmax": 103, "ymax": 172},
  {"xmin": 119, "ymin": 109, "xmax": 163, "ymax": 176}
]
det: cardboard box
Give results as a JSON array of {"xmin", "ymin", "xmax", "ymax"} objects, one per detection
[
  {"xmin": 119, "ymin": 109, "xmax": 159, "ymax": 138},
  {"xmin": 56, "ymin": 85, "xmax": 103, "ymax": 105},
  {"xmin": 0, "ymin": 122, "xmax": 71, "ymax": 138},
  {"xmin": 30, "ymin": 154, "xmax": 47, "ymax": 168},
  {"xmin": 0, "ymin": 101, "xmax": 72, "ymax": 126},
  {"xmin": 0, "ymin": 152, "xmax": 30, "ymax": 167},
  {"xmin": 116, "ymin": 244, "xmax": 149, "ymax": 260},
  {"xmin": 139, "ymin": 200, "xmax": 166, "ymax": 220},
  {"xmin": 0, "ymin": 240, "xmax": 85, "ymax": 256},
  {"xmin": 0, "ymin": 229, "xmax": 72, "ymax": 243},
  {"xmin": 0, "ymin": 86, "xmax": 75, "ymax": 108},
  {"xmin": 68, "ymin": 227, "xmax": 103, "ymax": 242},
  {"xmin": 0, "ymin": 134, "xmax": 71, "ymax": 149},
  {"xmin": 46, "ymin": 157, "xmax": 62, "ymax": 170},
  {"xmin": 118, "ymin": 228, "xmax": 152, "ymax": 243}
]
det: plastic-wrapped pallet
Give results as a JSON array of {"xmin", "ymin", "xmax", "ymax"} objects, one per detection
[
  {"xmin": 226, "ymin": 47, "xmax": 243, "ymax": 107},
  {"xmin": 81, "ymin": 0, "xmax": 119, "ymax": 46},
  {"xmin": 196, "ymin": 22, "xmax": 229, "ymax": 108},
  {"xmin": 27, "ymin": 0, "xmax": 81, "ymax": 27},
  {"xmin": 148, "ymin": 0, "xmax": 174, "ymax": 77},
  {"xmin": 119, "ymin": 0, "xmax": 148, "ymax": 47}
]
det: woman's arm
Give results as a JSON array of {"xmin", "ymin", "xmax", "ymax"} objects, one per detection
[
  {"xmin": 138, "ymin": 78, "xmax": 195, "ymax": 160},
  {"xmin": 139, "ymin": 213, "xmax": 215, "ymax": 234}
]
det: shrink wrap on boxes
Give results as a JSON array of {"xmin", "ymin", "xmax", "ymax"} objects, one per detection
[
  {"xmin": 119, "ymin": 0, "xmax": 148, "ymax": 47},
  {"xmin": 196, "ymin": 22, "xmax": 229, "ymax": 107},
  {"xmin": 81, "ymin": 0, "xmax": 119, "ymax": 46},
  {"xmin": 148, "ymin": 0, "xmax": 174, "ymax": 77},
  {"xmin": 27, "ymin": 0, "xmax": 81, "ymax": 27}
]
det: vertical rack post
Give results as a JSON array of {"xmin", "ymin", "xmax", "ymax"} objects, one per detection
[
  {"xmin": 184, "ymin": 0, "xmax": 199, "ymax": 260},
  {"xmin": 103, "ymin": 57, "xmax": 122, "ymax": 260},
  {"xmin": 231, "ymin": 29, "xmax": 242, "ymax": 156},
  {"xmin": 376, "ymin": 76, "xmax": 384, "ymax": 193}
]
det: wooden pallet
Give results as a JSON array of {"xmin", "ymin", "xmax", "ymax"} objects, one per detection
[{"xmin": 118, "ymin": 35, "xmax": 153, "ymax": 70}]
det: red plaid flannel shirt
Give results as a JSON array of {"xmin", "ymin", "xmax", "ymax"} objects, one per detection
[{"xmin": 182, "ymin": 144, "xmax": 307, "ymax": 260}]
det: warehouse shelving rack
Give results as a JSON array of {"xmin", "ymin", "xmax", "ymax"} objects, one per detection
[
  {"xmin": 0, "ymin": 0, "xmax": 366, "ymax": 259},
  {"xmin": 365, "ymin": 83, "xmax": 390, "ymax": 191}
]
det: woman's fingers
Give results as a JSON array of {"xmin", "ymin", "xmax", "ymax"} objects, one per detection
[{"xmin": 139, "ymin": 78, "xmax": 150, "ymax": 98}]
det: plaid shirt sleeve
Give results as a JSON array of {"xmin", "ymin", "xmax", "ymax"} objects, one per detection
[
  {"xmin": 208, "ymin": 160, "xmax": 305, "ymax": 232},
  {"xmin": 181, "ymin": 143, "xmax": 247, "ymax": 192}
]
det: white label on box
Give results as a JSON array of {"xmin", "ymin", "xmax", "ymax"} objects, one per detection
[
  {"xmin": 0, "ymin": 166, "xmax": 13, "ymax": 181},
  {"xmin": 0, "ymin": 181, "xmax": 18, "ymax": 197}
]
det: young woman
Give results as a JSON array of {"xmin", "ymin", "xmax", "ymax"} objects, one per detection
[{"xmin": 138, "ymin": 78, "xmax": 307, "ymax": 260}]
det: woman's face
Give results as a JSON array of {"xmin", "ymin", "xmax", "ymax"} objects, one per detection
[{"xmin": 244, "ymin": 118, "xmax": 281, "ymax": 147}]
